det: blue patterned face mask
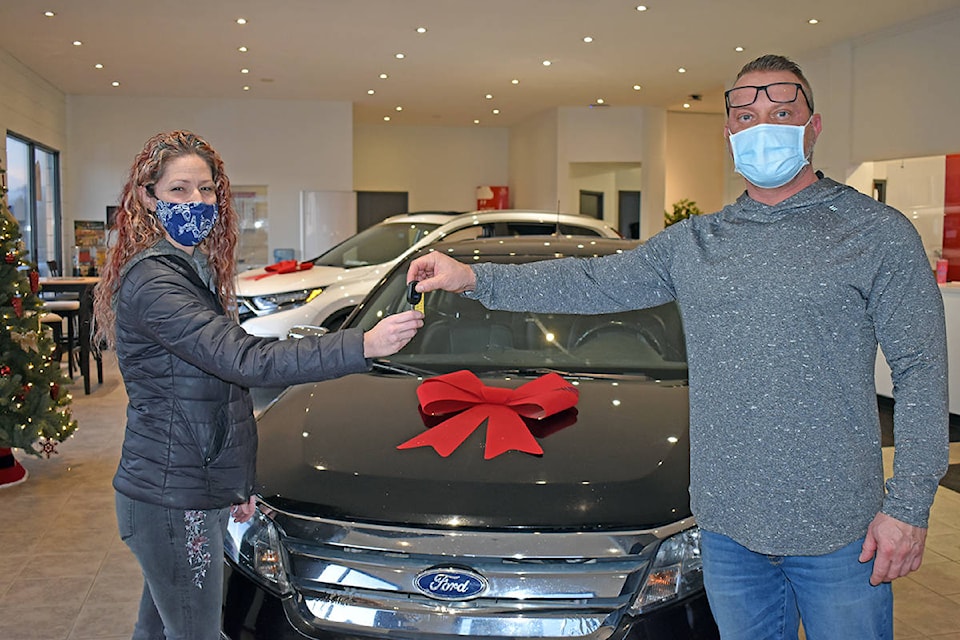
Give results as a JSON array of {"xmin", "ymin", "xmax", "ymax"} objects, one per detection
[
  {"xmin": 155, "ymin": 200, "xmax": 218, "ymax": 246},
  {"xmin": 729, "ymin": 117, "xmax": 812, "ymax": 189}
]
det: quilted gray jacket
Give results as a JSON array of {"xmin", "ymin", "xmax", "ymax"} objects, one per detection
[{"xmin": 112, "ymin": 242, "xmax": 369, "ymax": 510}]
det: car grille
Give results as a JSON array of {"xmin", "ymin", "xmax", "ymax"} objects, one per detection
[{"xmin": 269, "ymin": 509, "xmax": 693, "ymax": 639}]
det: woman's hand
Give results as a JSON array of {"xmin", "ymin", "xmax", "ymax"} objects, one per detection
[
  {"xmin": 363, "ymin": 309, "xmax": 424, "ymax": 358},
  {"xmin": 406, "ymin": 253, "xmax": 476, "ymax": 294},
  {"xmin": 231, "ymin": 496, "xmax": 257, "ymax": 523}
]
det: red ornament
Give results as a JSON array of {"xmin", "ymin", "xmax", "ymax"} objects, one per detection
[
  {"xmin": 50, "ymin": 382, "xmax": 60, "ymax": 400},
  {"xmin": 4, "ymin": 252, "xmax": 15, "ymax": 264},
  {"xmin": 29, "ymin": 270, "xmax": 39, "ymax": 294},
  {"xmin": 12, "ymin": 296, "xmax": 22, "ymax": 317},
  {"xmin": 0, "ymin": 365, "xmax": 10, "ymax": 376},
  {"xmin": 38, "ymin": 438, "xmax": 59, "ymax": 459}
]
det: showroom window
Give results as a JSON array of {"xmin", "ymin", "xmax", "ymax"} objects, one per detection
[{"xmin": 6, "ymin": 133, "xmax": 62, "ymax": 271}]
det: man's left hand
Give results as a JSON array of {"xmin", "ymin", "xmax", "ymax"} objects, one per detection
[{"xmin": 859, "ymin": 512, "xmax": 928, "ymax": 585}]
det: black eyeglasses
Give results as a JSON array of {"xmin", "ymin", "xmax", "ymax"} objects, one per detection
[{"xmin": 724, "ymin": 82, "xmax": 813, "ymax": 113}]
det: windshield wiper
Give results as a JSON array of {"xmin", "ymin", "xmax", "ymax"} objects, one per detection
[
  {"xmin": 479, "ymin": 367, "xmax": 650, "ymax": 382},
  {"xmin": 371, "ymin": 360, "xmax": 438, "ymax": 378}
]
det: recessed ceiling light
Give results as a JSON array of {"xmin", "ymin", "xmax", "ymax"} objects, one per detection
[
  {"xmin": 238, "ymin": 46, "xmax": 248, "ymax": 53},
  {"xmin": 383, "ymin": 116, "xmax": 391, "ymax": 122},
  {"xmin": 395, "ymin": 106, "xmax": 403, "ymax": 111},
  {"xmin": 542, "ymin": 60, "xmax": 552, "ymax": 66},
  {"xmin": 485, "ymin": 94, "xmax": 493, "ymax": 99},
  {"xmin": 367, "ymin": 89, "xmax": 375, "ymax": 95},
  {"xmin": 596, "ymin": 98, "xmax": 605, "ymax": 104},
  {"xmin": 473, "ymin": 119, "xmax": 480, "ymax": 124},
  {"xmin": 236, "ymin": 18, "xmax": 247, "ymax": 25},
  {"xmin": 633, "ymin": 84, "xmax": 642, "ymax": 91},
  {"xmin": 678, "ymin": 67, "xmax": 686, "ymax": 73},
  {"xmin": 683, "ymin": 103, "xmax": 691, "ymax": 109},
  {"xmin": 240, "ymin": 68, "xmax": 249, "ymax": 74},
  {"xmin": 583, "ymin": 36, "xmax": 593, "ymax": 43},
  {"xmin": 73, "ymin": 41, "xmax": 82, "ymax": 46},
  {"xmin": 416, "ymin": 26, "xmax": 427, "ymax": 34},
  {"xmin": 636, "ymin": 5, "xmax": 648, "ymax": 11},
  {"xmin": 511, "ymin": 78, "xmax": 520, "ymax": 85},
  {"xmin": 379, "ymin": 73, "xmax": 389, "ymax": 79},
  {"xmin": 735, "ymin": 46, "xmax": 744, "ymax": 52},
  {"xmin": 492, "ymin": 109, "xmax": 500, "ymax": 115},
  {"xmin": 111, "ymin": 81, "xmax": 120, "ymax": 87},
  {"xmin": 395, "ymin": 53, "xmax": 405, "ymax": 59},
  {"xmin": 95, "ymin": 63, "xmax": 103, "ymax": 70},
  {"xmin": 808, "ymin": 18, "xmax": 819, "ymax": 24},
  {"xmin": 44, "ymin": 11, "xmax": 55, "ymax": 17},
  {"xmin": 243, "ymin": 86, "xmax": 250, "ymax": 91}
]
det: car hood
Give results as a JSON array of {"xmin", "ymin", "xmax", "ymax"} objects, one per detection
[
  {"xmin": 236, "ymin": 264, "xmax": 380, "ymax": 296},
  {"xmin": 256, "ymin": 372, "xmax": 691, "ymax": 531}
]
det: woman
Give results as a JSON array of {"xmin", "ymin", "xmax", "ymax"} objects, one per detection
[{"xmin": 92, "ymin": 130, "xmax": 422, "ymax": 640}]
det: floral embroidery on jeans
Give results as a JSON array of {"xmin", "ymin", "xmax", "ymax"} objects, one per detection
[{"xmin": 184, "ymin": 510, "xmax": 212, "ymax": 589}]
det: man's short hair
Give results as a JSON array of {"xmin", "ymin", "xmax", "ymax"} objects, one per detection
[{"xmin": 735, "ymin": 54, "xmax": 814, "ymax": 112}]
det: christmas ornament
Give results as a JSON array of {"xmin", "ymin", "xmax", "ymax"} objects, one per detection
[
  {"xmin": 12, "ymin": 295, "xmax": 22, "ymax": 317},
  {"xmin": 0, "ymin": 365, "xmax": 10, "ymax": 377},
  {"xmin": 38, "ymin": 438, "xmax": 59, "ymax": 459},
  {"xmin": 29, "ymin": 270, "xmax": 39, "ymax": 294},
  {"xmin": 4, "ymin": 252, "xmax": 15, "ymax": 264},
  {"xmin": 10, "ymin": 330, "xmax": 39, "ymax": 353},
  {"xmin": 50, "ymin": 382, "xmax": 60, "ymax": 401}
]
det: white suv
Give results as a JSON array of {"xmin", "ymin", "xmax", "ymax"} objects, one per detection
[{"xmin": 236, "ymin": 210, "xmax": 620, "ymax": 338}]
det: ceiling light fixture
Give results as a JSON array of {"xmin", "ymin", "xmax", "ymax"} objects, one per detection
[
  {"xmin": 633, "ymin": 84, "xmax": 642, "ymax": 91},
  {"xmin": 683, "ymin": 103, "xmax": 690, "ymax": 109},
  {"xmin": 636, "ymin": 5, "xmax": 648, "ymax": 11},
  {"xmin": 542, "ymin": 60, "xmax": 552, "ymax": 66},
  {"xmin": 395, "ymin": 106, "xmax": 403, "ymax": 111},
  {"xmin": 367, "ymin": 89, "xmax": 375, "ymax": 95},
  {"xmin": 243, "ymin": 86, "xmax": 250, "ymax": 91},
  {"xmin": 95, "ymin": 63, "xmax": 103, "ymax": 69},
  {"xmin": 236, "ymin": 18, "xmax": 247, "ymax": 25},
  {"xmin": 241, "ymin": 68, "xmax": 249, "ymax": 74},
  {"xmin": 473, "ymin": 119, "xmax": 480, "ymax": 124},
  {"xmin": 735, "ymin": 46, "xmax": 744, "ymax": 52},
  {"xmin": 808, "ymin": 18, "xmax": 819, "ymax": 24},
  {"xmin": 416, "ymin": 26, "xmax": 427, "ymax": 34},
  {"xmin": 583, "ymin": 36, "xmax": 593, "ymax": 43},
  {"xmin": 485, "ymin": 94, "xmax": 493, "ymax": 99},
  {"xmin": 492, "ymin": 109, "xmax": 500, "ymax": 115},
  {"xmin": 44, "ymin": 11, "xmax": 55, "ymax": 17},
  {"xmin": 596, "ymin": 98, "xmax": 605, "ymax": 104},
  {"xmin": 379, "ymin": 73, "xmax": 389, "ymax": 79},
  {"xmin": 238, "ymin": 46, "xmax": 248, "ymax": 53},
  {"xmin": 395, "ymin": 53, "xmax": 405, "ymax": 59},
  {"xmin": 383, "ymin": 116, "xmax": 391, "ymax": 122},
  {"xmin": 511, "ymin": 79, "xmax": 520, "ymax": 85},
  {"xmin": 678, "ymin": 67, "xmax": 686, "ymax": 73},
  {"xmin": 111, "ymin": 81, "xmax": 120, "ymax": 87},
  {"xmin": 73, "ymin": 41, "xmax": 82, "ymax": 46}
]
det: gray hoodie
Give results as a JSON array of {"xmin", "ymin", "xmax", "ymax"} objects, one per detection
[{"xmin": 468, "ymin": 176, "xmax": 948, "ymax": 556}]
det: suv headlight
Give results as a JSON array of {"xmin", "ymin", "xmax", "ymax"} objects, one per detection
[
  {"xmin": 224, "ymin": 507, "xmax": 293, "ymax": 596},
  {"xmin": 630, "ymin": 526, "xmax": 704, "ymax": 613},
  {"xmin": 250, "ymin": 289, "xmax": 322, "ymax": 314}
]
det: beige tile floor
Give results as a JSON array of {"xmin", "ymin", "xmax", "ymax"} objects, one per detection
[{"xmin": 1, "ymin": 351, "xmax": 959, "ymax": 639}]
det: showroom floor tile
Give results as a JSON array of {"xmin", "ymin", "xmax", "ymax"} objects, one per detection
[{"xmin": 1, "ymin": 352, "xmax": 959, "ymax": 639}]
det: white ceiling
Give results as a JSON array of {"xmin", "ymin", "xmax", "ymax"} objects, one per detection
[{"xmin": 2, "ymin": 0, "xmax": 959, "ymax": 127}]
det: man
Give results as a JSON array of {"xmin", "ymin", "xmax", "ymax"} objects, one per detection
[{"xmin": 406, "ymin": 55, "xmax": 948, "ymax": 639}]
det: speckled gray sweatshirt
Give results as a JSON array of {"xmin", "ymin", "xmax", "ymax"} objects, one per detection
[{"xmin": 468, "ymin": 176, "xmax": 948, "ymax": 556}]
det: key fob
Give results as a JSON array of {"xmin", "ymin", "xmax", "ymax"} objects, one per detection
[{"xmin": 406, "ymin": 281, "xmax": 422, "ymax": 306}]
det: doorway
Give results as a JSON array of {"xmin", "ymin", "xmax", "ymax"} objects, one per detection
[
  {"xmin": 619, "ymin": 190, "xmax": 641, "ymax": 239},
  {"xmin": 356, "ymin": 191, "xmax": 409, "ymax": 231}
]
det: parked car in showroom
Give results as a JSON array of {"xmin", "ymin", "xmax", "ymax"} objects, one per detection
[
  {"xmin": 221, "ymin": 236, "xmax": 718, "ymax": 640},
  {"xmin": 235, "ymin": 210, "xmax": 621, "ymax": 337}
]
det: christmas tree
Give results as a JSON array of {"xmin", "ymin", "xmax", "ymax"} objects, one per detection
[{"xmin": 0, "ymin": 164, "xmax": 76, "ymax": 466}]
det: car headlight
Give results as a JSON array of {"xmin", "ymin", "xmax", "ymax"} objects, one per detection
[
  {"xmin": 630, "ymin": 526, "xmax": 703, "ymax": 613},
  {"xmin": 224, "ymin": 507, "xmax": 293, "ymax": 596},
  {"xmin": 249, "ymin": 289, "xmax": 321, "ymax": 314}
]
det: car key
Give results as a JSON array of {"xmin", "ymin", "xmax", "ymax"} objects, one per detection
[{"xmin": 406, "ymin": 281, "xmax": 424, "ymax": 313}]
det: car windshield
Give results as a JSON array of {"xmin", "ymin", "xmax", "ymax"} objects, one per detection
[
  {"xmin": 351, "ymin": 261, "xmax": 688, "ymax": 380},
  {"xmin": 309, "ymin": 222, "xmax": 442, "ymax": 268}
]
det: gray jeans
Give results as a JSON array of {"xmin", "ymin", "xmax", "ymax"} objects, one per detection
[{"xmin": 116, "ymin": 492, "xmax": 230, "ymax": 640}]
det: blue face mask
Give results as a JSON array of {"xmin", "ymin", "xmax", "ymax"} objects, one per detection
[
  {"xmin": 155, "ymin": 200, "xmax": 218, "ymax": 246},
  {"xmin": 729, "ymin": 118, "xmax": 812, "ymax": 189}
]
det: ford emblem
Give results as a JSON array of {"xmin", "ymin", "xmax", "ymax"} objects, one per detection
[{"xmin": 414, "ymin": 566, "xmax": 488, "ymax": 601}]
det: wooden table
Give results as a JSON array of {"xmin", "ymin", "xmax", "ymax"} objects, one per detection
[{"xmin": 39, "ymin": 277, "xmax": 101, "ymax": 394}]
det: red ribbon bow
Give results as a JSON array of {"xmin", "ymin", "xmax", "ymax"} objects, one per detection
[
  {"xmin": 397, "ymin": 370, "xmax": 579, "ymax": 459},
  {"xmin": 243, "ymin": 259, "xmax": 314, "ymax": 280}
]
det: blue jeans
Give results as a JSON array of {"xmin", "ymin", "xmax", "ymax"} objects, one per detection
[
  {"xmin": 700, "ymin": 530, "xmax": 892, "ymax": 640},
  {"xmin": 116, "ymin": 492, "xmax": 230, "ymax": 640}
]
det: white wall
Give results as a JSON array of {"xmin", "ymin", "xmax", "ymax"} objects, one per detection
[
  {"xmin": 0, "ymin": 50, "xmax": 66, "ymax": 166},
  {"xmin": 665, "ymin": 111, "xmax": 726, "ymax": 215},
  {"xmin": 65, "ymin": 96, "xmax": 353, "ymax": 258},
  {"xmin": 508, "ymin": 109, "xmax": 559, "ymax": 210},
  {"xmin": 353, "ymin": 124, "xmax": 509, "ymax": 212}
]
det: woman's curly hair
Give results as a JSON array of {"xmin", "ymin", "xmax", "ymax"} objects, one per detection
[{"xmin": 93, "ymin": 130, "xmax": 239, "ymax": 348}]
